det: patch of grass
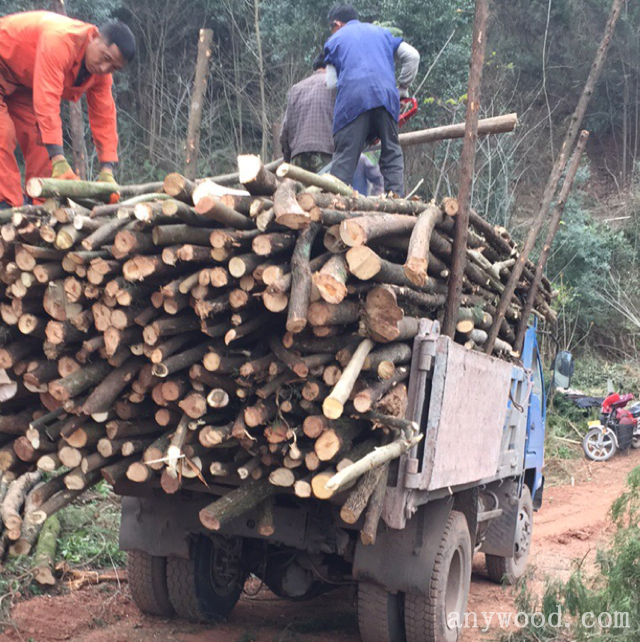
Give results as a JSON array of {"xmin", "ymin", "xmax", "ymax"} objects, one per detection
[
  {"xmin": 57, "ymin": 482, "xmax": 125, "ymax": 568},
  {"xmin": 571, "ymin": 352, "xmax": 640, "ymax": 397}
]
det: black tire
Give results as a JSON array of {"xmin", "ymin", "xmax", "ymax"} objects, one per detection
[
  {"xmin": 404, "ymin": 510, "xmax": 472, "ymax": 642},
  {"xmin": 358, "ymin": 581, "xmax": 406, "ymax": 642},
  {"xmin": 486, "ymin": 486, "xmax": 533, "ymax": 585},
  {"xmin": 127, "ymin": 550, "xmax": 175, "ymax": 617},
  {"xmin": 166, "ymin": 535, "xmax": 244, "ymax": 623}
]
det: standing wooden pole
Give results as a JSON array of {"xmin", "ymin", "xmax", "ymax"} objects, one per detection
[
  {"xmin": 485, "ymin": 0, "xmax": 624, "ymax": 353},
  {"xmin": 51, "ymin": 0, "xmax": 88, "ymax": 180},
  {"xmin": 514, "ymin": 130, "xmax": 589, "ymax": 353},
  {"xmin": 442, "ymin": 0, "xmax": 489, "ymax": 338},
  {"xmin": 184, "ymin": 29, "xmax": 214, "ymax": 181}
]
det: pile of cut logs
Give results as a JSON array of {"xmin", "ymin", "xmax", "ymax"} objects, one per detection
[{"xmin": 0, "ymin": 156, "xmax": 554, "ymax": 564}]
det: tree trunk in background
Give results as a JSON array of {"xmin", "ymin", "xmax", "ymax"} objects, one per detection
[
  {"xmin": 442, "ymin": 0, "xmax": 489, "ymax": 338},
  {"xmin": 484, "ymin": 0, "xmax": 625, "ymax": 354},
  {"xmin": 253, "ymin": 0, "xmax": 269, "ymax": 160},
  {"xmin": 184, "ymin": 29, "xmax": 214, "ymax": 181},
  {"xmin": 51, "ymin": 0, "xmax": 88, "ymax": 180}
]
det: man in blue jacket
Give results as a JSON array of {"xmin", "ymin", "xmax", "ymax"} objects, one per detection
[{"xmin": 324, "ymin": 4, "xmax": 419, "ymax": 196}]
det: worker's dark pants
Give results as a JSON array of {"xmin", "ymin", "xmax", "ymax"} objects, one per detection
[{"xmin": 331, "ymin": 107, "xmax": 404, "ymax": 196}]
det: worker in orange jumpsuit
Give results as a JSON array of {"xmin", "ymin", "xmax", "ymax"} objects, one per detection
[{"xmin": 0, "ymin": 11, "xmax": 136, "ymax": 208}]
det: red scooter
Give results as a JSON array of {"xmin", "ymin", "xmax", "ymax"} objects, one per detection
[{"xmin": 582, "ymin": 392, "xmax": 640, "ymax": 461}]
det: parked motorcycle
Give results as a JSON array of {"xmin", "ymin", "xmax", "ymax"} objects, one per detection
[{"xmin": 582, "ymin": 392, "xmax": 640, "ymax": 461}]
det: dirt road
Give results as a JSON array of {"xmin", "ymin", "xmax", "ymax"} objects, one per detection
[{"xmin": 2, "ymin": 451, "xmax": 638, "ymax": 642}]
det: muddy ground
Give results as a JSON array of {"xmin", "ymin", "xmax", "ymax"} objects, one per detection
[{"xmin": 1, "ymin": 450, "xmax": 637, "ymax": 642}]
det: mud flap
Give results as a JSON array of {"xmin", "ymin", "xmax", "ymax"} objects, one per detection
[
  {"xmin": 478, "ymin": 478, "xmax": 520, "ymax": 557},
  {"xmin": 353, "ymin": 496, "xmax": 452, "ymax": 594}
]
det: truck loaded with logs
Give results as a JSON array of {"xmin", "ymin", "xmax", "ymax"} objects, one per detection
[{"xmin": 0, "ymin": 113, "xmax": 576, "ymax": 642}]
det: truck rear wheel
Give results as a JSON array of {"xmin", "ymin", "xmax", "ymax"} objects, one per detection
[
  {"xmin": 127, "ymin": 550, "xmax": 174, "ymax": 616},
  {"xmin": 358, "ymin": 581, "xmax": 406, "ymax": 642},
  {"xmin": 166, "ymin": 535, "xmax": 245, "ymax": 623},
  {"xmin": 404, "ymin": 511, "xmax": 472, "ymax": 642},
  {"xmin": 485, "ymin": 486, "xmax": 533, "ymax": 585}
]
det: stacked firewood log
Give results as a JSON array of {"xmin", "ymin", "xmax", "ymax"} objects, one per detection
[{"xmin": 0, "ymin": 156, "xmax": 554, "ymax": 560}]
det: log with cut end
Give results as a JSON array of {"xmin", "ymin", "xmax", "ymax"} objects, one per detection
[
  {"xmin": 404, "ymin": 204, "xmax": 443, "ymax": 287},
  {"xmin": 339, "ymin": 214, "xmax": 416, "ymax": 247},
  {"xmin": 312, "ymin": 254, "xmax": 348, "ymax": 304},
  {"xmin": 273, "ymin": 178, "xmax": 311, "ymax": 229},
  {"xmin": 199, "ymin": 478, "xmax": 277, "ymax": 530},
  {"xmin": 238, "ymin": 155, "xmax": 279, "ymax": 196},
  {"xmin": 268, "ymin": 467, "xmax": 295, "ymax": 487},
  {"xmin": 323, "ymin": 339, "xmax": 375, "ymax": 419},
  {"xmin": 256, "ymin": 498, "xmax": 275, "ymax": 536},
  {"xmin": 252, "ymin": 232, "xmax": 296, "ymax": 256},
  {"xmin": 314, "ymin": 420, "xmax": 362, "ymax": 461}
]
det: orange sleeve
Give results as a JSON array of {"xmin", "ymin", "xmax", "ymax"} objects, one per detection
[
  {"xmin": 33, "ymin": 31, "xmax": 74, "ymax": 147},
  {"xmin": 86, "ymin": 74, "xmax": 119, "ymax": 163}
]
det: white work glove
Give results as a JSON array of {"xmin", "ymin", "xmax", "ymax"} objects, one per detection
[{"xmin": 398, "ymin": 87, "xmax": 409, "ymax": 99}]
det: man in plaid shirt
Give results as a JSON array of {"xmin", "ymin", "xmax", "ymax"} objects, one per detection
[{"xmin": 280, "ymin": 55, "xmax": 335, "ymax": 174}]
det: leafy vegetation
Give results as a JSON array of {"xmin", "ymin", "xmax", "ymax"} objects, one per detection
[{"xmin": 503, "ymin": 466, "xmax": 640, "ymax": 641}]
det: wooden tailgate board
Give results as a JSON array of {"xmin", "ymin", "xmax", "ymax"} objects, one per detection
[{"xmin": 420, "ymin": 336, "xmax": 516, "ymax": 491}]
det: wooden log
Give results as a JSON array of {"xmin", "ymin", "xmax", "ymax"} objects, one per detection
[
  {"xmin": 340, "ymin": 464, "xmax": 388, "ymax": 524},
  {"xmin": 307, "ymin": 300, "xmax": 359, "ymax": 328},
  {"xmin": 199, "ymin": 479, "xmax": 277, "ymax": 530},
  {"xmin": 269, "ymin": 467, "xmax": 295, "ymax": 487},
  {"xmin": 2, "ymin": 471, "xmax": 42, "ymax": 536},
  {"xmin": 152, "ymin": 340, "xmax": 213, "ymax": 378},
  {"xmin": 48, "ymin": 361, "xmax": 111, "ymax": 401},
  {"xmin": 323, "ymin": 339, "xmax": 375, "ymax": 419},
  {"xmin": 26, "ymin": 178, "xmax": 119, "ymax": 201},
  {"xmin": 397, "ymin": 113, "xmax": 518, "ymax": 148},
  {"xmin": 166, "ymin": 414, "xmax": 191, "ymax": 474},
  {"xmin": 256, "ymin": 498, "xmax": 275, "ymax": 536},
  {"xmin": 273, "ymin": 178, "xmax": 310, "ymax": 229},
  {"xmin": 277, "ymin": 164, "xmax": 353, "ymax": 196},
  {"xmin": 339, "ymin": 214, "xmax": 417, "ymax": 247},
  {"xmin": 312, "ymin": 254, "xmax": 348, "ymax": 305},
  {"xmin": 82, "ymin": 358, "xmax": 144, "ymax": 417},
  {"xmin": 32, "ymin": 515, "xmax": 61, "ymax": 584},
  {"xmin": 238, "ymin": 155, "xmax": 279, "ymax": 196},
  {"xmin": 361, "ymin": 464, "xmax": 389, "ymax": 545},
  {"xmin": 325, "ymin": 434, "xmax": 422, "ymax": 493},
  {"xmin": 195, "ymin": 197, "xmax": 253, "ymax": 230},
  {"xmin": 315, "ymin": 420, "xmax": 362, "ymax": 461},
  {"xmin": 404, "ymin": 204, "xmax": 444, "ymax": 287},
  {"xmin": 252, "ymin": 232, "xmax": 296, "ymax": 256}
]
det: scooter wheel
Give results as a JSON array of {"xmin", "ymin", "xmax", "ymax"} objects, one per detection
[{"xmin": 583, "ymin": 427, "xmax": 617, "ymax": 461}]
